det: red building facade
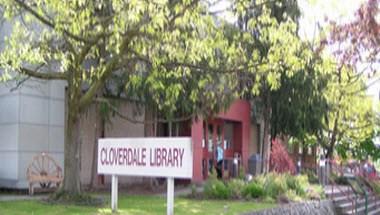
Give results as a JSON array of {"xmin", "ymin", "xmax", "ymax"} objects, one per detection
[{"xmin": 191, "ymin": 99, "xmax": 251, "ymax": 182}]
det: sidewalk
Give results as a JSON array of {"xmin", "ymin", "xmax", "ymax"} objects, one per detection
[
  {"xmin": 0, "ymin": 194, "xmax": 47, "ymax": 201},
  {"xmin": 157, "ymin": 185, "xmax": 204, "ymax": 197}
]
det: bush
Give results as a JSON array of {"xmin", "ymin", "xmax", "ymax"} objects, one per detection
[
  {"xmin": 269, "ymin": 139, "xmax": 296, "ymax": 174},
  {"xmin": 204, "ymin": 178, "xmax": 231, "ymax": 199},
  {"xmin": 255, "ymin": 173, "xmax": 289, "ymax": 198},
  {"xmin": 368, "ymin": 180, "xmax": 380, "ymax": 195},
  {"xmin": 294, "ymin": 175, "xmax": 308, "ymax": 196},
  {"xmin": 201, "ymin": 172, "xmax": 318, "ymax": 202},
  {"xmin": 227, "ymin": 179, "xmax": 246, "ymax": 199},
  {"xmin": 242, "ymin": 182, "xmax": 264, "ymax": 199},
  {"xmin": 301, "ymin": 169, "xmax": 319, "ymax": 184}
]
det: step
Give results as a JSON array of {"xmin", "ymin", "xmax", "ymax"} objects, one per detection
[
  {"xmin": 325, "ymin": 185, "xmax": 352, "ymax": 195},
  {"xmin": 332, "ymin": 194, "xmax": 357, "ymax": 204},
  {"xmin": 368, "ymin": 206, "xmax": 380, "ymax": 215},
  {"xmin": 341, "ymin": 201, "xmax": 379, "ymax": 214},
  {"xmin": 338, "ymin": 196, "xmax": 377, "ymax": 211}
]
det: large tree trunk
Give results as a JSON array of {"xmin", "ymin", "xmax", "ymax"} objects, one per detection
[
  {"xmin": 62, "ymin": 108, "xmax": 81, "ymax": 195},
  {"xmin": 262, "ymin": 91, "xmax": 272, "ymax": 173},
  {"xmin": 60, "ymin": 71, "xmax": 83, "ymax": 195},
  {"xmin": 90, "ymin": 103, "xmax": 105, "ymax": 189}
]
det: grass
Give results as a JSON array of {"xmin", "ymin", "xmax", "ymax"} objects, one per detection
[{"xmin": 0, "ymin": 194, "xmax": 276, "ymax": 215}]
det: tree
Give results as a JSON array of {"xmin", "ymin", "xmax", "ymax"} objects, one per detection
[
  {"xmin": 270, "ymin": 45, "xmax": 329, "ymax": 141},
  {"xmin": 317, "ymin": 63, "xmax": 375, "ymax": 159},
  {"xmin": 323, "ymin": 0, "xmax": 380, "ymax": 159},
  {"xmin": 236, "ymin": 0, "xmax": 309, "ymax": 171},
  {"xmin": 0, "ymin": 0, "xmax": 244, "ymax": 196}
]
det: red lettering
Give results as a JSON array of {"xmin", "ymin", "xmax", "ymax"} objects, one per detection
[
  {"xmin": 167, "ymin": 148, "xmax": 173, "ymax": 166},
  {"xmin": 123, "ymin": 148, "xmax": 128, "ymax": 166},
  {"xmin": 150, "ymin": 148, "xmax": 154, "ymax": 166},
  {"xmin": 178, "ymin": 148, "xmax": 184, "ymax": 167},
  {"xmin": 118, "ymin": 148, "xmax": 123, "ymax": 165},
  {"xmin": 109, "ymin": 148, "xmax": 115, "ymax": 165},
  {"xmin": 173, "ymin": 148, "xmax": 178, "ymax": 167},
  {"xmin": 141, "ymin": 148, "xmax": 146, "ymax": 166},
  {"xmin": 161, "ymin": 148, "xmax": 167, "ymax": 166},
  {"xmin": 127, "ymin": 148, "xmax": 133, "ymax": 165},
  {"xmin": 100, "ymin": 148, "xmax": 107, "ymax": 165},
  {"xmin": 157, "ymin": 148, "xmax": 161, "ymax": 166}
]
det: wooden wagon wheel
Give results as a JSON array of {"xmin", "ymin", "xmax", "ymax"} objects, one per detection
[{"xmin": 28, "ymin": 153, "xmax": 57, "ymax": 188}]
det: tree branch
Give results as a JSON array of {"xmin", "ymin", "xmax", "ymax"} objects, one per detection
[
  {"xmin": 94, "ymin": 97, "xmax": 193, "ymax": 124},
  {"xmin": 13, "ymin": 0, "xmax": 104, "ymax": 44},
  {"xmin": 19, "ymin": 66, "xmax": 67, "ymax": 80}
]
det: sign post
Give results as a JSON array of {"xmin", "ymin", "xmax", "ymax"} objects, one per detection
[
  {"xmin": 111, "ymin": 174, "xmax": 118, "ymax": 212},
  {"xmin": 167, "ymin": 177, "xmax": 174, "ymax": 215},
  {"xmin": 98, "ymin": 137, "xmax": 193, "ymax": 214}
]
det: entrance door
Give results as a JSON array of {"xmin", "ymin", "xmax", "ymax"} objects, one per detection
[
  {"xmin": 201, "ymin": 119, "xmax": 243, "ymax": 179},
  {"xmin": 202, "ymin": 119, "xmax": 224, "ymax": 179}
]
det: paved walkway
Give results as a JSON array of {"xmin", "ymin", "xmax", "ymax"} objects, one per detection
[{"xmin": 0, "ymin": 194, "xmax": 47, "ymax": 201}]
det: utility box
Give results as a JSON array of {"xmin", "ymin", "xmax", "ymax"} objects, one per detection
[{"xmin": 248, "ymin": 154, "xmax": 262, "ymax": 176}]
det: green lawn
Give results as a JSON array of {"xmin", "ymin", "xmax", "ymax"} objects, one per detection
[{"xmin": 0, "ymin": 195, "xmax": 276, "ymax": 215}]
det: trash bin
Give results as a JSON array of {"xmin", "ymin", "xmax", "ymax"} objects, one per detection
[{"xmin": 248, "ymin": 154, "xmax": 262, "ymax": 176}]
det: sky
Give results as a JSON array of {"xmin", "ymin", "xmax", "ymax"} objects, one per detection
[{"xmin": 298, "ymin": 0, "xmax": 365, "ymax": 40}]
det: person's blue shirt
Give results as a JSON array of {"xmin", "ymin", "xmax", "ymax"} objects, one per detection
[{"xmin": 217, "ymin": 145, "xmax": 223, "ymax": 162}]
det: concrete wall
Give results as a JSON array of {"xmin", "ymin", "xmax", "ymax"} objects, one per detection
[{"xmin": 0, "ymin": 79, "xmax": 66, "ymax": 188}]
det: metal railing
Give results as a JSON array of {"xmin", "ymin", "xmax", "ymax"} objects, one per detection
[
  {"xmin": 327, "ymin": 160, "xmax": 358, "ymax": 213},
  {"xmin": 328, "ymin": 159, "xmax": 380, "ymax": 214}
]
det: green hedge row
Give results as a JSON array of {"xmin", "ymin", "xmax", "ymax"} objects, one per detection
[{"xmin": 203, "ymin": 173, "xmax": 324, "ymax": 202}]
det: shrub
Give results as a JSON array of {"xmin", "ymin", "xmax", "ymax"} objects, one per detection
[
  {"xmin": 301, "ymin": 169, "xmax": 319, "ymax": 184},
  {"xmin": 227, "ymin": 179, "xmax": 246, "ymax": 199},
  {"xmin": 306, "ymin": 185, "xmax": 325, "ymax": 200},
  {"xmin": 285, "ymin": 173, "xmax": 297, "ymax": 190},
  {"xmin": 269, "ymin": 139, "xmax": 296, "ymax": 174},
  {"xmin": 204, "ymin": 178, "xmax": 231, "ymax": 199},
  {"xmin": 294, "ymin": 175, "xmax": 308, "ymax": 196},
  {"xmin": 255, "ymin": 173, "xmax": 289, "ymax": 198},
  {"xmin": 242, "ymin": 181, "xmax": 264, "ymax": 198},
  {"xmin": 368, "ymin": 180, "xmax": 380, "ymax": 195}
]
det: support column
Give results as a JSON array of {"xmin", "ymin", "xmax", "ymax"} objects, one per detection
[
  {"xmin": 111, "ymin": 175, "xmax": 118, "ymax": 212},
  {"xmin": 167, "ymin": 177, "xmax": 174, "ymax": 215}
]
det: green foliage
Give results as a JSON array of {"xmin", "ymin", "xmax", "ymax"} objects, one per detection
[
  {"xmin": 202, "ymin": 173, "xmax": 323, "ymax": 202},
  {"xmin": 242, "ymin": 182, "xmax": 265, "ymax": 199},
  {"xmin": 227, "ymin": 179, "xmax": 246, "ymax": 199},
  {"xmin": 203, "ymin": 178, "xmax": 231, "ymax": 199},
  {"xmin": 367, "ymin": 180, "xmax": 380, "ymax": 195},
  {"xmin": 301, "ymin": 169, "xmax": 319, "ymax": 184},
  {"xmin": 238, "ymin": 166, "xmax": 246, "ymax": 180}
]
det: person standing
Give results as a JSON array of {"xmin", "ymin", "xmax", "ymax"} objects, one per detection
[{"xmin": 216, "ymin": 142, "xmax": 224, "ymax": 179}]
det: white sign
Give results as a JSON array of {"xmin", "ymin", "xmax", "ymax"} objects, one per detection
[
  {"xmin": 98, "ymin": 137, "xmax": 193, "ymax": 215},
  {"xmin": 98, "ymin": 137, "xmax": 193, "ymax": 178}
]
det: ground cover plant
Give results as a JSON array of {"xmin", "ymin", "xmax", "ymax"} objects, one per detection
[{"xmin": 202, "ymin": 172, "xmax": 324, "ymax": 203}]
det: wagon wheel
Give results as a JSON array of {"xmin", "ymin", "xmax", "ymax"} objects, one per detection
[{"xmin": 30, "ymin": 153, "xmax": 54, "ymax": 188}]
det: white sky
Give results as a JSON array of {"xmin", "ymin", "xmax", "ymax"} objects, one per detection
[{"xmin": 298, "ymin": 0, "xmax": 365, "ymax": 40}]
